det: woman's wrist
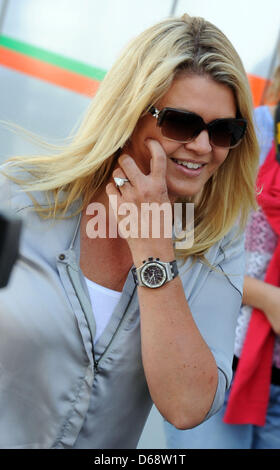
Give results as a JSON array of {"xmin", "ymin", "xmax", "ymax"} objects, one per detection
[{"xmin": 128, "ymin": 238, "xmax": 175, "ymax": 267}]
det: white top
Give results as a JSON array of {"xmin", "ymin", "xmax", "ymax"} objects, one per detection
[{"xmin": 84, "ymin": 276, "xmax": 122, "ymax": 344}]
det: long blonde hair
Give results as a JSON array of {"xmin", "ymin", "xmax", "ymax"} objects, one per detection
[{"xmin": 3, "ymin": 13, "xmax": 259, "ymax": 260}]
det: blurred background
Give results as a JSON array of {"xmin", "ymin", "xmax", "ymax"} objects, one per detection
[{"xmin": 0, "ymin": 0, "xmax": 279, "ymax": 448}]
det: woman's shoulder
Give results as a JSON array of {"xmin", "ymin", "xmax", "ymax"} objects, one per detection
[
  {"xmin": 0, "ymin": 163, "xmax": 82, "ymax": 265},
  {"xmin": 0, "ymin": 162, "xmax": 49, "ymax": 214},
  {"xmin": 0, "ymin": 162, "xmax": 80, "ymax": 217}
]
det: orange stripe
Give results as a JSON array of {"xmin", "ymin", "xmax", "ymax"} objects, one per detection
[
  {"xmin": 247, "ymin": 74, "xmax": 268, "ymax": 107},
  {"xmin": 0, "ymin": 46, "xmax": 99, "ymax": 96},
  {"xmin": 0, "ymin": 45, "xmax": 270, "ymax": 106}
]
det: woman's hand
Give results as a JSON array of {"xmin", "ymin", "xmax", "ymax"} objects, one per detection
[{"xmin": 105, "ymin": 139, "xmax": 174, "ymax": 265}]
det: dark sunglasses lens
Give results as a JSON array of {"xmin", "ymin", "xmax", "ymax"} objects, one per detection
[
  {"xmin": 160, "ymin": 110, "xmax": 202, "ymax": 142},
  {"xmin": 210, "ymin": 119, "xmax": 247, "ymax": 148}
]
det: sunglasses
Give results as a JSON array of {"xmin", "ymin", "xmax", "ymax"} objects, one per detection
[{"xmin": 149, "ymin": 106, "xmax": 247, "ymax": 149}]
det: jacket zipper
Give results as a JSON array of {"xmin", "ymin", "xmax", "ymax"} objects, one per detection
[
  {"xmin": 65, "ymin": 262, "xmax": 137, "ymax": 376},
  {"xmin": 91, "ymin": 284, "xmax": 137, "ymax": 374}
]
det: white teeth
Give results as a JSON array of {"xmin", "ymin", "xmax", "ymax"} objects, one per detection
[{"xmin": 173, "ymin": 159, "xmax": 203, "ymax": 169}]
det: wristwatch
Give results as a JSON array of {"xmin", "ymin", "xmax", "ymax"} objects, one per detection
[{"xmin": 132, "ymin": 257, "xmax": 178, "ymax": 288}]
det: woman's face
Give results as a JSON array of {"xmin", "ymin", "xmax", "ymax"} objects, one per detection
[{"xmin": 124, "ymin": 73, "xmax": 237, "ymax": 200}]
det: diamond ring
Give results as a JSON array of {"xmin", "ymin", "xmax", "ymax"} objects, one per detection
[{"xmin": 113, "ymin": 177, "xmax": 130, "ymax": 188}]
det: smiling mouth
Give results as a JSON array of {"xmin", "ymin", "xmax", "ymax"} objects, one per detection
[{"xmin": 170, "ymin": 158, "xmax": 206, "ymax": 170}]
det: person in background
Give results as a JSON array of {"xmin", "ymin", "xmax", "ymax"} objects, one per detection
[
  {"xmin": 164, "ymin": 65, "xmax": 280, "ymax": 450},
  {"xmin": 0, "ymin": 14, "xmax": 258, "ymax": 449}
]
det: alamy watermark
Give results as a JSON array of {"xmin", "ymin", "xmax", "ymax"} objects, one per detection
[{"xmin": 85, "ymin": 195, "xmax": 194, "ymax": 250}]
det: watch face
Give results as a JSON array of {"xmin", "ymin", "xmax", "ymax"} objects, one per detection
[{"xmin": 140, "ymin": 262, "xmax": 167, "ymax": 288}]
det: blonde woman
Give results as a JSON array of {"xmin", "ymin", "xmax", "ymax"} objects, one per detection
[{"xmin": 0, "ymin": 14, "xmax": 258, "ymax": 449}]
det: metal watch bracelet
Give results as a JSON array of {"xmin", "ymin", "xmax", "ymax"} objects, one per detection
[{"xmin": 132, "ymin": 257, "xmax": 178, "ymax": 288}]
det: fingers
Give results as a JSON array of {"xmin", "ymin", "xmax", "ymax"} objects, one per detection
[
  {"xmin": 111, "ymin": 168, "xmax": 132, "ymax": 200},
  {"xmin": 105, "ymin": 181, "xmax": 120, "ymax": 200},
  {"xmin": 117, "ymin": 139, "xmax": 167, "ymax": 184},
  {"xmin": 145, "ymin": 139, "xmax": 167, "ymax": 180},
  {"xmin": 118, "ymin": 154, "xmax": 142, "ymax": 185}
]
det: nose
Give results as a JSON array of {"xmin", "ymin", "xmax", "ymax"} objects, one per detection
[{"xmin": 184, "ymin": 129, "xmax": 212, "ymax": 155}]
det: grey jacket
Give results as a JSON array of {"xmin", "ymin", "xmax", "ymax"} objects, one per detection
[{"xmin": 0, "ymin": 168, "xmax": 244, "ymax": 448}]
